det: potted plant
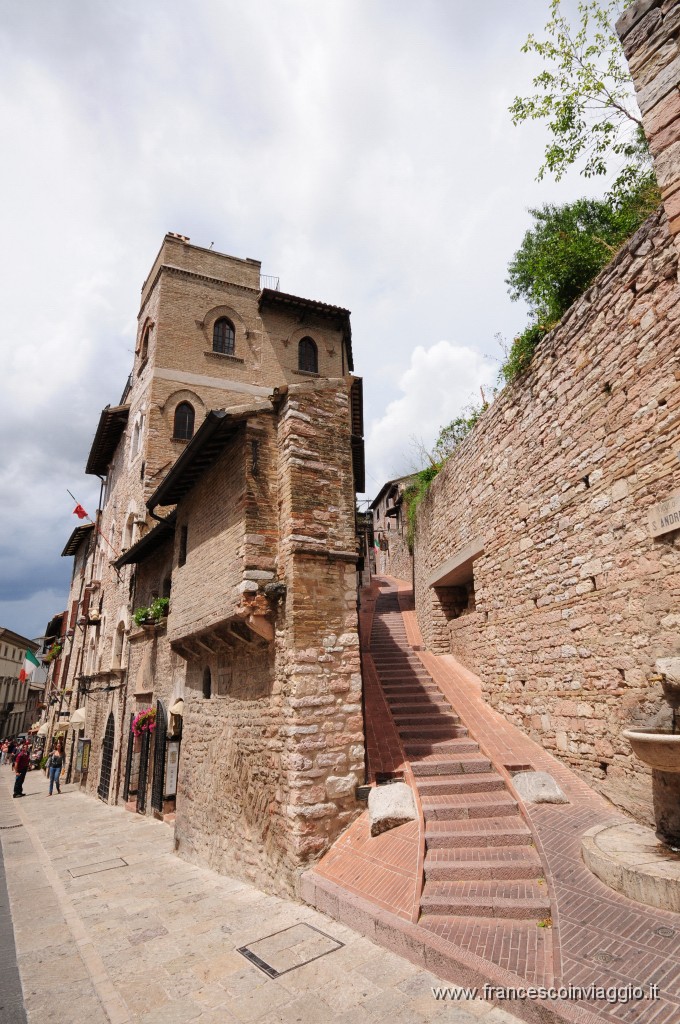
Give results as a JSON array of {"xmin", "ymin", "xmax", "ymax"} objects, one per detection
[
  {"xmin": 132, "ymin": 707, "xmax": 156, "ymax": 737},
  {"xmin": 133, "ymin": 597, "xmax": 170, "ymax": 627}
]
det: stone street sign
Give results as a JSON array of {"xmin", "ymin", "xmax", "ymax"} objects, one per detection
[{"xmin": 648, "ymin": 491, "xmax": 680, "ymax": 537}]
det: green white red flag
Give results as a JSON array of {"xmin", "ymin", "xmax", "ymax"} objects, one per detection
[{"xmin": 19, "ymin": 649, "xmax": 40, "ymax": 683}]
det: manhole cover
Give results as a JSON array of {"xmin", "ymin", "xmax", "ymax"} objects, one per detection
[
  {"xmin": 237, "ymin": 923, "xmax": 343, "ymax": 979},
  {"xmin": 68, "ymin": 857, "xmax": 128, "ymax": 878},
  {"xmin": 654, "ymin": 927, "xmax": 675, "ymax": 938},
  {"xmin": 592, "ymin": 950, "xmax": 620, "ymax": 965}
]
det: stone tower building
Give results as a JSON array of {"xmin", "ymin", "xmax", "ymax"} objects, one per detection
[{"xmin": 52, "ymin": 235, "xmax": 365, "ymax": 895}]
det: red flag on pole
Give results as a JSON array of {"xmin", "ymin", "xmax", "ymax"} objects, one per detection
[{"xmin": 73, "ymin": 504, "xmax": 88, "ymax": 520}]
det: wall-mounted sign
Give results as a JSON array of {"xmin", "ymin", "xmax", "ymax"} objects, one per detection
[
  {"xmin": 648, "ymin": 492, "xmax": 680, "ymax": 537},
  {"xmin": 165, "ymin": 739, "xmax": 180, "ymax": 798},
  {"xmin": 76, "ymin": 738, "xmax": 91, "ymax": 774}
]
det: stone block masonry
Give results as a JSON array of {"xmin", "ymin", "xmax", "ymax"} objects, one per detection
[
  {"xmin": 51, "ymin": 233, "xmax": 365, "ymax": 899},
  {"xmin": 171, "ymin": 380, "xmax": 364, "ymax": 897},
  {"xmin": 413, "ymin": 206, "xmax": 680, "ymax": 820}
]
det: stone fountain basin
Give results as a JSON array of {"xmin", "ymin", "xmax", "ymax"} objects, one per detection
[{"xmin": 622, "ymin": 728, "xmax": 680, "ymax": 773}]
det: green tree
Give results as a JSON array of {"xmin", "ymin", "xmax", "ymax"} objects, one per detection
[
  {"xmin": 510, "ymin": 0, "xmax": 649, "ymax": 195},
  {"xmin": 506, "ymin": 175, "xmax": 659, "ymax": 323},
  {"xmin": 432, "ymin": 403, "xmax": 488, "ymax": 462},
  {"xmin": 501, "ymin": 171, "xmax": 659, "ymax": 383}
]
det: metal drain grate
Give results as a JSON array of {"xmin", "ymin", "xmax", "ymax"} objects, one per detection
[
  {"xmin": 68, "ymin": 857, "xmax": 128, "ymax": 878},
  {"xmin": 654, "ymin": 926, "xmax": 675, "ymax": 938},
  {"xmin": 0, "ymin": 823, "xmax": 23, "ymax": 830},
  {"xmin": 237, "ymin": 922, "xmax": 343, "ymax": 979}
]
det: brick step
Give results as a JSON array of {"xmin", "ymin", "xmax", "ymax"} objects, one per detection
[
  {"xmin": 419, "ymin": 881, "xmax": 550, "ymax": 919},
  {"xmin": 381, "ymin": 681, "xmax": 441, "ymax": 690},
  {"xmin": 420, "ymin": 792, "xmax": 518, "ymax": 821},
  {"xmin": 419, "ymin": 914, "xmax": 543, "ymax": 940},
  {"xmin": 390, "ymin": 713, "xmax": 461, "ymax": 727},
  {"xmin": 387, "ymin": 697, "xmax": 450, "ymax": 710},
  {"xmin": 411, "ymin": 755, "xmax": 492, "ymax": 777},
  {"xmin": 404, "ymin": 739, "xmax": 480, "ymax": 755},
  {"xmin": 376, "ymin": 673, "xmax": 428, "ymax": 680},
  {"xmin": 397, "ymin": 724, "xmax": 469, "ymax": 740},
  {"xmin": 425, "ymin": 817, "xmax": 533, "ymax": 848},
  {"xmin": 424, "ymin": 849, "xmax": 543, "ymax": 881},
  {"xmin": 383, "ymin": 689, "xmax": 444, "ymax": 700},
  {"xmin": 378, "ymin": 675, "xmax": 434, "ymax": 684},
  {"xmin": 414, "ymin": 773, "xmax": 505, "ymax": 796}
]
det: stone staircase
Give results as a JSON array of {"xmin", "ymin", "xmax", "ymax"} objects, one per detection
[{"xmin": 370, "ymin": 592, "xmax": 550, "ymax": 931}]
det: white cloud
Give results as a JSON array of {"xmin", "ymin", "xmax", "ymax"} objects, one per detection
[
  {"xmin": 0, "ymin": 0, "xmax": 621, "ymax": 637},
  {"xmin": 365, "ymin": 340, "xmax": 497, "ymax": 491}
]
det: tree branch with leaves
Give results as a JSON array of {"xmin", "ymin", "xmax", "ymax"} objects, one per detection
[{"xmin": 509, "ymin": 0, "xmax": 650, "ymax": 196}]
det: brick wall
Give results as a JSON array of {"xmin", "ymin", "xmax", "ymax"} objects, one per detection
[{"xmin": 414, "ymin": 208, "xmax": 680, "ymax": 820}]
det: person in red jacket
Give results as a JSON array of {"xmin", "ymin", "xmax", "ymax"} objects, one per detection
[{"xmin": 13, "ymin": 744, "xmax": 30, "ymax": 798}]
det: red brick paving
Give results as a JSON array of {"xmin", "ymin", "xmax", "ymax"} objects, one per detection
[{"xmin": 307, "ymin": 578, "xmax": 680, "ymax": 1024}]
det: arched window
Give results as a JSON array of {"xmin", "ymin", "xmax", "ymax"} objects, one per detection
[
  {"xmin": 131, "ymin": 413, "xmax": 144, "ymax": 459},
  {"xmin": 112, "ymin": 622, "xmax": 126, "ymax": 669},
  {"xmin": 123, "ymin": 513, "xmax": 135, "ymax": 551},
  {"xmin": 173, "ymin": 402, "xmax": 195, "ymax": 440},
  {"xmin": 202, "ymin": 666, "xmax": 212, "ymax": 700},
  {"xmin": 138, "ymin": 324, "xmax": 151, "ymax": 370},
  {"xmin": 298, "ymin": 336, "xmax": 318, "ymax": 374},
  {"xmin": 213, "ymin": 318, "xmax": 235, "ymax": 355}
]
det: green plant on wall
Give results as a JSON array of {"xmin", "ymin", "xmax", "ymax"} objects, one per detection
[
  {"xmin": 133, "ymin": 597, "xmax": 169, "ymax": 627},
  {"xmin": 403, "ymin": 465, "xmax": 442, "ymax": 552}
]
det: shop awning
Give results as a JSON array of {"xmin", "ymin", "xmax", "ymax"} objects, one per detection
[
  {"xmin": 168, "ymin": 698, "xmax": 184, "ymax": 717},
  {"xmin": 69, "ymin": 708, "xmax": 86, "ymax": 729}
]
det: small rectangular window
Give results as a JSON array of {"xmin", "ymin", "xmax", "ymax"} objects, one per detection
[{"xmin": 178, "ymin": 526, "xmax": 188, "ymax": 567}]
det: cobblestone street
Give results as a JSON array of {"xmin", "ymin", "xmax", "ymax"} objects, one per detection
[{"xmin": 0, "ymin": 768, "xmax": 519, "ymax": 1024}]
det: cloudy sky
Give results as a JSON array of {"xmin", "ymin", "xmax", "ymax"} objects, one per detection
[{"xmin": 0, "ymin": 0, "xmax": 624, "ymax": 640}]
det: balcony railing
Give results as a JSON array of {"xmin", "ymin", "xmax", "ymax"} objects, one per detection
[{"xmin": 260, "ymin": 274, "xmax": 280, "ymax": 291}]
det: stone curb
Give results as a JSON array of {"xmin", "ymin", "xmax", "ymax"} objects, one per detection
[
  {"xmin": 581, "ymin": 821, "xmax": 680, "ymax": 914},
  {"xmin": 301, "ymin": 870, "xmax": 604, "ymax": 1024}
]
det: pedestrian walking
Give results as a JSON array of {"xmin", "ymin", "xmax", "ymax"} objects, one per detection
[
  {"xmin": 47, "ymin": 741, "xmax": 64, "ymax": 796},
  {"xmin": 13, "ymin": 743, "xmax": 30, "ymax": 798}
]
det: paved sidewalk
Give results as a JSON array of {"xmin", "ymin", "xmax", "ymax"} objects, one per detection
[{"xmin": 0, "ymin": 767, "xmax": 519, "ymax": 1024}]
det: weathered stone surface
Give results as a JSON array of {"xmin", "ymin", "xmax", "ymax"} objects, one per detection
[
  {"xmin": 512, "ymin": 771, "xmax": 568, "ymax": 805},
  {"xmin": 657, "ymin": 657, "xmax": 680, "ymax": 683},
  {"xmin": 582, "ymin": 820, "xmax": 680, "ymax": 912},
  {"xmin": 51, "ymin": 234, "xmax": 365, "ymax": 900},
  {"xmin": 407, "ymin": 208, "xmax": 680, "ymax": 825},
  {"xmin": 368, "ymin": 783, "xmax": 416, "ymax": 837}
]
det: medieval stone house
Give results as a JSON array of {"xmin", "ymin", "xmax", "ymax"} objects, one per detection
[{"xmin": 50, "ymin": 235, "xmax": 365, "ymax": 895}]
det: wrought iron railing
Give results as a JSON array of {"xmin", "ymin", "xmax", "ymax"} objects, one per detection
[{"xmin": 260, "ymin": 274, "xmax": 280, "ymax": 291}]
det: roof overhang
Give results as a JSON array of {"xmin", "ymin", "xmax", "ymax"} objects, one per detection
[
  {"xmin": 114, "ymin": 512, "xmax": 176, "ymax": 569},
  {"xmin": 258, "ymin": 288, "xmax": 353, "ymax": 371},
  {"xmin": 427, "ymin": 536, "xmax": 485, "ymax": 588},
  {"xmin": 61, "ymin": 523, "xmax": 94, "ymax": 557},
  {"xmin": 147, "ymin": 402, "xmax": 271, "ymax": 510},
  {"xmin": 44, "ymin": 613, "xmax": 66, "ymax": 641},
  {"xmin": 85, "ymin": 405, "xmax": 130, "ymax": 475}
]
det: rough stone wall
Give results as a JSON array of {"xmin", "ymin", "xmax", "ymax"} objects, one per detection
[
  {"xmin": 618, "ymin": 0, "xmax": 680, "ymax": 242},
  {"xmin": 273, "ymin": 380, "xmax": 364, "ymax": 879},
  {"xmin": 414, "ymin": 209, "xmax": 680, "ymax": 819},
  {"xmin": 173, "ymin": 380, "xmax": 363, "ymax": 896}
]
